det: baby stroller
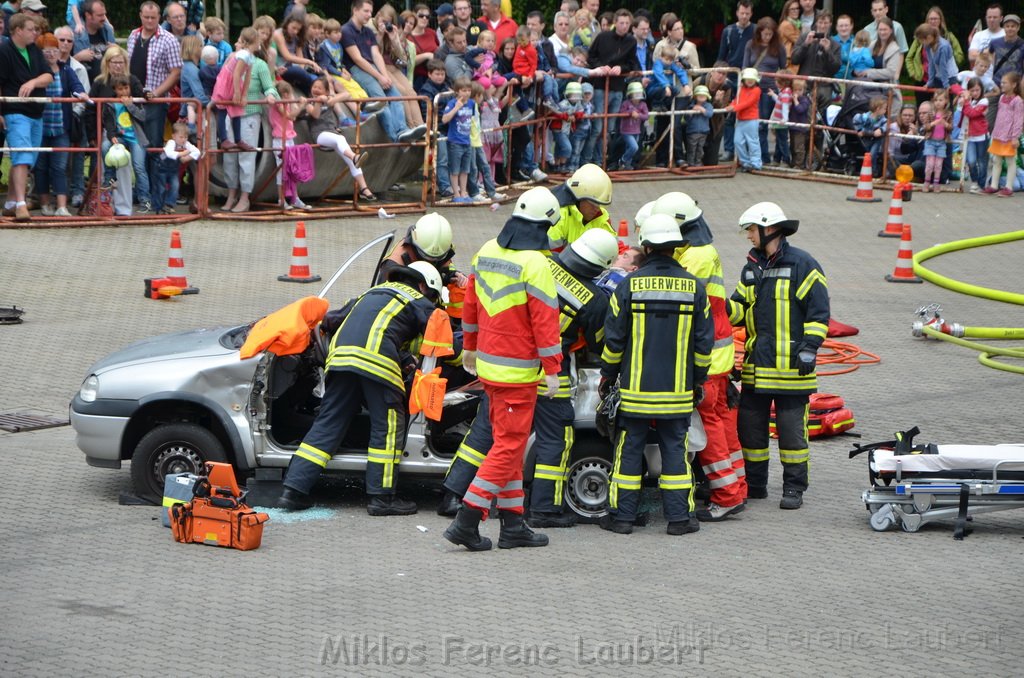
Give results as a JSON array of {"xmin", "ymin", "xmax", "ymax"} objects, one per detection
[{"xmin": 814, "ymin": 83, "xmax": 876, "ymax": 175}]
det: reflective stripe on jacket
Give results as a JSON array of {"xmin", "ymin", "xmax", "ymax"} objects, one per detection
[
  {"xmin": 675, "ymin": 243, "xmax": 735, "ymax": 376},
  {"xmin": 463, "ymin": 239, "xmax": 561, "ymax": 385},
  {"xmin": 727, "ymin": 239, "xmax": 830, "ymax": 395}
]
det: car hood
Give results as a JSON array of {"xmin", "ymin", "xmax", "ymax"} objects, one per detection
[{"xmin": 87, "ymin": 326, "xmax": 244, "ymax": 375}]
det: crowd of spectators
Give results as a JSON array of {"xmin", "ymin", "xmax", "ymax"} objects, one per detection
[{"xmin": 1, "ymin": 0, "xmax": 1023, "ymax": 221}]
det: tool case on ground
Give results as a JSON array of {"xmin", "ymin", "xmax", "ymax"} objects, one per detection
[
  {"xmin": 770, "ymin": 393, "xmax": 855, "ymax": 438},
  {"xmin": 162, "ymin": 472, "xmax": 200, "ymax": 528},
  {"xmin": 169, "ymin": 462, "xmax": 270, "ymax": 551}
]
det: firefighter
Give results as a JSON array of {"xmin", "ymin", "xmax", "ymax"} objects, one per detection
[
  {"xmin": 547, "ymin": 164, "xmax": 615, "ymax": 250},
  {"xmin": 443, "ymin": 186, "xmax": 563, "ymax": 551},
  {"xmin": 727, "ymin": 202, "xmax": 830, "ymax": 510},
  {"xmin": 279, "ymin": 261, "xmax": 445, "ymax": 515},
  {"xmin": 651, "ymin": 191, "xmax": 747, "ymax": 521},
  {"xmin": 436, "ymin": 229, "xmax": 616, "ymax": 525},
  {"xmin": 599, "ymin": 213, "xmax": 714, "ymax": 536}
]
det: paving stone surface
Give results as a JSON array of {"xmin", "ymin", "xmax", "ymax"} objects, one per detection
[{"xmin": 1, "ymin": 174, "xmax": 1023, "ymax": 676}]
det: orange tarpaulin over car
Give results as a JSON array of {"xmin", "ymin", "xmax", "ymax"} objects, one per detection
[{"xmin": 239, "ymin": 296, "xmax": 330, "ymax": 360}]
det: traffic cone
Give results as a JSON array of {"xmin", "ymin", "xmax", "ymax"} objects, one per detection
[
  {"xmin": 878, "ymin": 185, "xmax": 910, "ymax": 238},
  {"xmin": 278, "ymin": 221, "xmax": 322, "ymax": 283},
  {"xmin": 884, "ymin": 224, "xmax": 922, "ymax": 283},
  {"xmin": 846, "ymin": 153, "xmax": 880, "ymax": 203},
  {"xmin": 617, "ymin": 219, "xmax": 630, "ymax": 253},
  {"xmin": 165, "ymin": 229, "xmax": 198, "ymax": 294}
]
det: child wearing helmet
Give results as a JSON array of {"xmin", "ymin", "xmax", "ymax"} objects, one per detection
[
  {"xmin": 568, "ymin": 82, "xmax": 595, "ymax": 173},
  {"xmin": 726, "ymin": 68, "xmax": 763, "ymax": 171},
  {"xmin": 685, "ymin": 85, "xmax": 715, "ymax": 167},
  {"xmin": 616, "ymin": 81, "xmax": 650, "ymax": 170},
  {"xmin": 552, "ymin": 82, "xmax": 584, "ymax": 172}
]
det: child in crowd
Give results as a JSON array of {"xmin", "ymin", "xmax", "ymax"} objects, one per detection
[
  {"xmin": 647, "ymin": 45, "xmax": 691, "ymax": 110},
  {"xmin": 465, "ymin": 30, "xmax": 506, "ymax": 90},
  {"xmin": 468, "ymin": 81, "xmax": 504, "ymax": 202},
  {"xmin": 599, "ymin": 12, "xmax": 614, "ymax": 31},
  {"xmin": 103, "ymin": 75, "xmax": 149, "ymax": 216},
  {"xmin": 571, "ymin": 9, "xmax": 593, "ymax": 49},
  {"xmin": 199, "ymin": 45, "xmax": 221, "ymax": 119},
  {"xmin": 768, "ymin": 75, "xmax": 793, "ymax": 166},
  {"xmin": 555, "ymin": 81, "xmax": 585, "ymax": 172},
  {"xmin": 729, "ymin": 68, "xmax": 762, "ymax": 171},
  {"xmin": 418, "ymin": 60, "xmax": 453, "ymax": 197},
  {"xmin": 442, "ymin": 77, "xmax": 475, "ymax": 204},
  {"xmin": 302, "ymin": 76, "xmax": 376, "ymax": 202},
  {"xmin": 957, "ymin": 50, "xmax": 997, "ymax": 94},
  {"xmin": 153, "ymin": 122, "xmax": 200, "ymax": 215},
  {"xmin": 305, "ymin": 13, "xmax": 325, "ymax": 62},
  {"xmin": 617, "ymin": 81, "xmax": 649, "ymax": 170},
  {"xmin": 789, "ymin": 77, "xmax": 811, "ymax": 169},
  {"xmin": 212, "ymin": 27, "xmax": 258, "ymax": 151},
  {"xmin": 479, "ymin": 84, "xmax": 505, "ymax": 186},
  {"xmin": 316, "ymin": 18, "xmax": 369, "ymax": 122},
  {"xmin": 983, "ymin": 72, "xmax": 1023, "ymax": 196},
  {"xmin": 596, "ymin": 246, "xmax": 645, "ymax": 295},
  {"xmin": 253, "ymin": 15, "xmax": 279, "ymax": 67},
  {"xmin": 686, "ymin": 85, "xmax": 714, "ymax": 167},
  {"xmin": 853, "ymin": 95, "xmax": 888, "ymax": 177},
  {"xmin": 960, "ymin": 77, "xmax": 990, "ymax": 193},
  {"xmin": 204, "ymin": 17, "xmax": 232, "ymax": 66},
  {"xmin": 512, "ymin": 25, "xmax": 538, "ymax": 93},
  {"xmin": 921, "ymin": 89, "xmax": 952, "ymax": 191},
  {"xmin": 848, "ymin": 31, "xmax": 874, "ymax": 76},
  {"xmin": 569, "ymin": 82, "xmax": 594, "ymax": 172},
  {"xmin": 270, "ymin": 80, "xmax": 309, "ymax": 209}
]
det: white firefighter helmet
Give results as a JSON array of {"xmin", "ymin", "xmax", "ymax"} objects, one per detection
[
  {"xmin": 512, "ymin": 186, "xmax": 562, "ymax": 227},
  {"xmin": 651, "ymin": 191, "xmax": 703, "ymax": 227},
  {"xmin": 565, "ymin": 164, "xmax": 613, "ymax": 205},
  {"xmin": 408, "ymin": 213, "xmax": 454, "ymax": 261},
  {"xmin": 738, "ymin": 201, "xmax": 799, "ymax": 235},
  {"xmin": 634, "ymin": 200, "xmax": 655, "ymax": 231},
  {"xmin": 570, "ymin": 228, "xmax": 619, "ymax": 269},
  {"xmin": 405, "ymin": 260, "xmax": 444, "ymax": 299},
  {"xmin": 104, "ymin": 142, "xmax": 130, "ymax": 169},
  {"xmin": 638, "ymin": 213, "xmax": 685, "ymax": 247}
]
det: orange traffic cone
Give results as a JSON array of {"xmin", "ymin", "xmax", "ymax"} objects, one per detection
[
  {"xmin": 878, "ymin": 185, "xmax": 910, "ymax": 238},
  {"xmin": 278, "ymin": 221, "xmax": 322, "ymax": 283},
  {"xmin": 165, "ymin": 229, "xmax": 198, "ymax": 294},
  {"xmin": 884, "ymin": 224, "xmax": 922, "ymax": 283},
  {"xmin": 847, "ymin": 153, "xmax": 880, "ymax": 203},
  {"xmin": 617, "ymin": 219, "xmax": 629, "ymax": 238}
]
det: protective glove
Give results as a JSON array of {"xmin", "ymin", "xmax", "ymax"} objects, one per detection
[
  {"xmin": 462, "ymin": 350, "xmax": 477, "ymax": 376},
  {"xmin": 598, "ymin": 376, "xmax": 613, "ymax": 399},
  {"xmin": 726, "ymin": 381, "xmax": 740, "ymax": 409},
  {"xmin": 796, "ymin": 349, "xmax": 817, "ymax": 376},
  {"xmin": 693, "ymin": 384, "xmax": 704, "ymax": 407},
  {"xmin": 543, "ymin": 373, "xmax": 560, "ymax": 398}
]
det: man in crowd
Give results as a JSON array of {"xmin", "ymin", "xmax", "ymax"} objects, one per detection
[
  {"xmin": 72, "ymin": 0, "xmax": 116, "ymax": 84},
  {"xmin": 162, "ymin": 2, "xmax": 195, "ymax": 41},
  {"xmin": 989, "ymin": 13, "xmax": 1023, "ymax": 82},
  {"xmin": 476, "ymin": 0, "xmax": 516, "ymax": 47},
  {"xmin": 717, "ymin": 0, "xmax": 753, "ymax": 162},
  {"xmin": 582, "ymin": 8, "xmax": 640, "ymax": 165},
  {"xmin": 450, "ymin": 0, "xmax": 479, "ymax": 47},
  {"xmin": 969, "ymin": 4, "xmax": 1004, "ymax": 65},
  {"xmin": 56, "ymin": 25, "xmax": 90, "ymax": 208},
  {"xmin": 791, "ymin": 12, "xmax": 841, "ymax": 115},
  {"xmin": 864, "ymin": 0, "xmax": 908, "ymax": 55}
]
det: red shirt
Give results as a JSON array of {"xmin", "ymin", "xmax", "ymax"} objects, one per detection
[
  {"xmin": 410, "ymin": 30, "xmax": 439, "ymax": 77},
  {"xmin": 477, "ymin": 14, "xmax": 518, "ymax": 47},
  {"xmin": 733, "ymin": 83, "xmax": 760, "ymax": 121},
  {"xmin": 513, "ymin": 42, "xmax": 538, "ymax": 77}
]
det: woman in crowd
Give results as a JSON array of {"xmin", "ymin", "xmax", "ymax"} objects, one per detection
[
  {"xmin": 887, "ymin": 104, "xmax": 921, "ymax": 176},
  {"xmin": 178, "ymin": 35, "xmax": 208, "ymax": 136},
  {"xmin": 906, "ymin": 7, "xmax": 964, "ymax": 101},
  {"xmin": 304, "ymin": 76, "xmax": 377, "ymax": 202},
  {"xmin": 35, "ymin": 32, "xmax": 87, "ymax": 217},
  {"xmin": 653, "ymin": 13, "xmax": 700, "ymax": 69},
  {"xmin": 374, "ymin": 3, "xmax": 423, "ymax": 128},
  {"xmin": 777, "ymin": 0, "xmax": 802, "ymax": 61},
  {"xmin": 273, "ymin": 12, "xmax": 323, "ymax": 94},
  {"xmin": 856, "ymin": 17, "xmax": 903, "ymax": 114},
  {"xmin": 407, "ymin": 3, "xmax": 438, "ymax": 89},
  {"xmin": 743, "ymin": 17, "xmax": 787, "ymax": 165}
]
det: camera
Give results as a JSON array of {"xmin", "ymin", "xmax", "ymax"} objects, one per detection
[
  {"xmin": 384, "ymin": 21, "xmax": 394, "ymax": 32},
  {"xmin": 813, "ymin": 31, "xmax": 825, "ymax": 39}
]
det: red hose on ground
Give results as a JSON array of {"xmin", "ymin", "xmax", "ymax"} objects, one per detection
[{"xmin": 732, "ymin": 328, "xmax": 880, "ymax": 375}]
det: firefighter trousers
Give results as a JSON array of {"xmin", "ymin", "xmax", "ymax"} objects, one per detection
[
  {"xmin": 696, "ymin": 374, "xmax": 746, "ymax": 506},
  {"xmin": 462, "ymin": 383, "xmax": 537, "ymax": 518},
  {"xmin": 528, "ymin": 397, "xmax": 575, "ymax": 514},
  {"xmin": 611, "ymin": 415, "xmax": 695, "ymax": 523},
  {"xmin": 283, "ymin": 371, "xmax": 406, "ymax": 496},
  {"xmin": 738, "ymin": 390, "xmax": 809, "ymax": 492},
  {"xmin": 443, "ymin": 392, "xmax": 492, "ymax": 498}
]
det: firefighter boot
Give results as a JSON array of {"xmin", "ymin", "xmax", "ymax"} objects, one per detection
[
  {"xmin": 527, "ymin": 511, "xmax": 578, "ymax": 528},
  {"xmin": 745, "ymin": 460, "xmax": 769, "ymax": 498},
  {"xmin": 598, "ymin": 514, "xmax": 634, "ymax": 534},
  {"xmin": 780, "ymin": 489, "xmax": 804, "ymax": 510},
  {"xmin": 444, "ymin": 506, "xmax": 493, "ymax": 551},
  {"xmin": 436, "ymin": 490, "xmax": 461, "ymax": 517},
  {"xmin": 279, "ymin": 487, "xmax": 314, "ymax": 511},
  {"xmin": 498, "ymin": 511, "xmax": 549, "ymax": 548},
  {"xmin": 666, "ymin": 520, "xmax": 701, "ymax": 536},
  {"xmin": 367, "ymin": 494, "xmax": 418, "ymax": 516}
]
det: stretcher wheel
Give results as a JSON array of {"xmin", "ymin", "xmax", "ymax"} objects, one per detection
[
  {"xmin": 900, "ymin": 513, "xmax": 923, "ymax": 533},
  {"xmin": 869, "ymin": 504, "xmax": 896, "ymax": 531}
]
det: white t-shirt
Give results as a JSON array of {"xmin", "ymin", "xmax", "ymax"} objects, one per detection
[{"xmin": 969, "ymin": 27, "xmax": 1004, "ymax": 54}]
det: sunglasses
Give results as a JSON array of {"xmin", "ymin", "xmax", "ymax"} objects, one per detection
[
  {"xmin": 417, "ymin": 13, "xmax": 430, "ymax": 18},
  {"xmin": 58, "ymin": 37, "xmax": 74, "ymax": 43}
]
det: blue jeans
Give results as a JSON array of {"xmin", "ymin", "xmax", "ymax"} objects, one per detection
[
  {"xmin": 620, "ymin": 133, "xmax": 639, "ymax": 168},
  {"xmin": 350, "ymin": 66, "xmax": 408, "ymax": 142},
  {"xmin": 552, "ymin": 129, "xmax": 571, "ymax": 162},
  {"xmin": 582, "ymin": 88, "xmax": 623, "ymax": 165},
  {"xmin": 448, "ymin": 142, "xmax": 472, "ymax": 175},
  {"xmin": 867, "ymin": 137, "xmax": 884, "ymax": 177},
  {"xmin": 473, "ymin": 145, "xmax": 496, "ymax": 196},
  {"xmin": 102, "ymin": 138, "xmax": 151, "ymax": 204},
  {"xmin": 151, "ymin": 156, "xmax": 180, "ymax": 211},
  {"xmin": 772, "ymin": 127, "xmax": 791, "ymax": 165},
  {"xmin": 143, "ymin": 102, "xmax": 168, "ymax": 187},
  {"xmin": 34, "ymin": 132, "xmax": 70, "ymax": 197},
  {"xmin": 734, "ymin": 119, "xmax": 761, "ymax": 169},
  {"xmin": 435, "ymin": 137, "xmax": 452, "ymax": 194},
  {"xmin": 966, "ymin": 138, "xmax": 989, "ymax": 187},
  {"xmin": 757, "ymin": 90, "xmax": 773, "ymax": 164},
  {"xmin": 569, "ymin": 126, "xmax": 589, "ymax": 170}
]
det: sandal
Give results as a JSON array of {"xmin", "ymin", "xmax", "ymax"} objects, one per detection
[
  {"xmin": 352, "ymin": 152, "xmax": 365, "ymax": 167},
  {"xmin": 359, "ymin": 188, "xmax": 378, "ymax": 202}
]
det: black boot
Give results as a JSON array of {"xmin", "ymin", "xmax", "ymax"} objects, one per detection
[
  {"xmin": 779, "ymin": 489, "xmax": 803, "ymax": 510},
  {"xmin": 444, "ymin": 506, "xmax": 492, "ymax": 551},
  {"xmin": 527, "ymin": 510, "xmax": 578, "ymax": 528},
  {"xmin": 279, "ymin": 486, "xmax": 313, "ymax": 511},
  {"xmin": 366, "ymin": 494, "xmax": 418, "ymax": 516},
  {"xmin": 666, "ymin": 519, "xmax": 701, "ymax": 535},
  {"xmin": 436, "ymin": 490, "xmax": 461, "ymax": 517},
  {"xmin": 598, "ymin": 513, "xmax": 633, "ymax": 534},
  {"xmin": 498, "ymin": 510, "xmax": 549, "ymax": 548}
]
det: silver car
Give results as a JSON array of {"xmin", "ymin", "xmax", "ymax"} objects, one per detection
[{"xmin": 70, "ymin": 232, "xmax": 705, "ymax": 518}]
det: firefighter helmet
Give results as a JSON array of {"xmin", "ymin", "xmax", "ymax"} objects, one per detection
[
  {"xmin": 740, "ymin": 67, "xmax": 760, "ymax": 83},
  {"xmin": 407, "ymin": 213, "xmax": 454, "ymax": 262},
  {"xmin": 634, "ymin": 201, "xmax": 655, "ymax": 231},
  {"xmin": 570, "ymin": 228, "xmax": 619, "ymax": 269},
  {"xmin": 565, "ymin": 164, "xmax": 613, "ymax": 205},
  {"xmin": 390, "ymin": 260, "xmax": 444, "ymax": 299},
  {"xmin": 638, "ymin": 213, "xmax": 685, "ymax": 247},
  {"xmin": 626, "ymin": 81, "xmax": 645, "ymax": 99},
  {"xmin": 564, "ymin": 81, "xmax": 583, "ymax": 98},
  {"xmin": 651, "ymin": 191, "xmax": 703, "ymax": 227},
  {"xmin": 738, "ymin": 201, "xmax": 799, "ymax": 236},
  {"xmin": 512, "ymin": 186, "xmax": 562, "ymax": 227}
]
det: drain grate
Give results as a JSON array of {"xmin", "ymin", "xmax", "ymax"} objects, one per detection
[{"xmin": 0, "ymin": 411, "xmax": 69, "ymax": 433}]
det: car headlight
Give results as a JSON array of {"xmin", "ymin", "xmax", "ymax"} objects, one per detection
[{"xmin": 79, "ymin": 375, "xmax": 99, "ymax": 402}]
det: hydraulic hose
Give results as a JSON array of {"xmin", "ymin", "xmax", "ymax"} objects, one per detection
[{"xmin": 920, "ymin": 326, "xmax": 1024, "ymax": 375}]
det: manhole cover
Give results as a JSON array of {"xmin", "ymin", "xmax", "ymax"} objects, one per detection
[{"xmin": 0, "ymin": 412, "xmax": 69, "ymax": 433}]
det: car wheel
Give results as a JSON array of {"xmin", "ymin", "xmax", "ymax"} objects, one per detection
[
  {"xmin": 130, "ymin": 423, "xmax": 228, "ymax": 503},
  {"xmin": 564, "ymin": 456, "xmax": 613, "ymax": 522}
]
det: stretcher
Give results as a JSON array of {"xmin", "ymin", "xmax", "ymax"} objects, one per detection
[{"xmin": 851, "ymin": 427, "xmax": 1024, "ymax": 539}]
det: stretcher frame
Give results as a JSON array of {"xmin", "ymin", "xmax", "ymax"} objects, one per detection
[{"xmin": 851, "ymin": 427, "xmax": 1024, "ymax": 539}]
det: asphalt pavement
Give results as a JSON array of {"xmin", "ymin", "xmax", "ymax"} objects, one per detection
[{"xmin": 2, "ymin": 173, "xmax": 1023, "ymax": 676}]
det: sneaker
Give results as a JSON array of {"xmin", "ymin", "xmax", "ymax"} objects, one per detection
[
  {"xmin": 160, "ymin": 206, "xmax": 176, "ymax": 215},
  {"xmin": 281, "ymin": 201, "xmax": 294, "ymax": 210},
  {"xmin": 666, "ymin": 520, "xmax": 701, "ymax": 535},
  {"xmin": 471, "ymin": 193, "xmax": 490, "ymax": 203},
  {"xmin": 542, "ymin": 98, "xmax": 559, "ymax": 112},
  {"xmin": 969, "ymin": 183, "xmax": 982, "ymax": 194},
  {"xmin": 363, "ymin": 100, "xmax": 386, "ymax": 113},
  {"xmin": 530, "ymin": 168, "xmax": 548, "ymax": 183},
  {"xmin": 397, "ymin": 124, "xmax": 427, "ymax": 143},
  {"xmin": 998, "ymin": 187, "xmax": 1013, "ymax": 197},
  {"xmin": 747, "ymin": 486, "xmax": 769, "ymax": 499},
  {"xmin": 696, "ymin": 502, "xmax": 746, "ymax": 522},
  {"xmin": 338, "ymin": 118, "xmax": 356, "ymax": 128},
  {"xmin": 598, "ymin": 514, "xmax": 633, "ymax": 534},
  {"xmin": 291, "ymin": 197, "xmax": 310, "ymax": 209},
  {"xmin": 41, "ymin": 204, "xmax": 56, "ymax": 217},
  {"xmin": 71, "ymin": 193, "xmax": 84, "ymax": 208},
  {"xmin": 136, "ymin": 201, "xmax": 152, "ymax": 214},
  {"xmin": 177, "ymin": 195, "xmax": 189, "ymax": 205},
  {"xmin": 779, "ymin": 489, "xmax": 803, "ymax": 510},
  {"xmin": 54, "ymin": 206, "xmax": 73, "ymax": 217},
  {"xmin": 14, "ymin": 204, "xmax": 30, "ymax": 222},
  {"xmin": 366, "ymin": 494, "xmax": 418, "ymax": 516},
  {"xmin": 390, "ymin": 183, "xmax": 406, "ymax": 191},
  {"xmin": 438, "ymin": 188, "xmax": 454, "ymax": 198},
  {"xmin": 515, "ymin": 168, "xmax": 532, "ymax": 182},
  {"xmin": 982, "ymin": 187, "xmax": 998, "ymax": 194},
  {"xmin": 489, "ymin": 191, "xmax": 506, "ymax": 201}
]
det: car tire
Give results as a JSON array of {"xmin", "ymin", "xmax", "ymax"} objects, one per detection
[{"xmin": 130, "ymin": 423, "xmax": 228, "ymax": 503}]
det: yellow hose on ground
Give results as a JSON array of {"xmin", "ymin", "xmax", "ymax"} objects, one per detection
[{"xmin": 920, "ymin": 327, "xmax": 1024, "ymax": 375}]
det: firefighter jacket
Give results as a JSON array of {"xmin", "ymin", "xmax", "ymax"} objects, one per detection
[
  {"xmin": 325, "ymin": 282, "xmax": 435, "ymax": 393},
  {"xmin": 674, "ymin": 243, "xmax": 735, "ymax": 376},
  {"xmin": 463, "ymin": 238, "xmax": 562, "ymax": 386},
  {"xmin": 600, "ymin": 253, "xmax": 714, "ymax": 418},
  {"xmin": 727, "ymin": 239, "xmax": 830, "ymax": 395},
  {"xmin": 547, "ymin": 184, "xmax": 614, "ymax": 250},
  {"xmin": 544, "ymin": 253, "xmax": 609, "ymax": 398}
]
